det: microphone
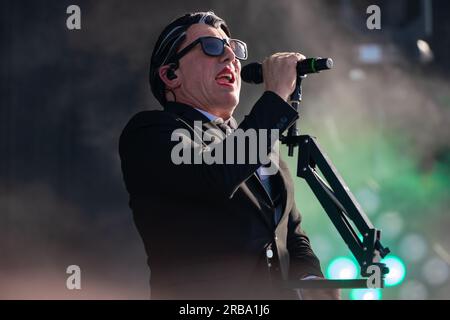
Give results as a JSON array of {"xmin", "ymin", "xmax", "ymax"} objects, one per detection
[{"xmin": 241, "ymin": 57, "xmax": 333, "ymax": 84}]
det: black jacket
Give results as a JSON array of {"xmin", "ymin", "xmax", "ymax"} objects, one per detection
[{"xmin": 119, "ymin": 91, "xmax": 323, "ymax": 299}]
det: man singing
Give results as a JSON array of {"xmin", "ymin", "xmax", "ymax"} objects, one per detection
[{"xmin": 119, "ymin": 11, "xmax": 338, "ymax": 300}]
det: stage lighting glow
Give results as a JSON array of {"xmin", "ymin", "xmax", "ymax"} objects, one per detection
[
  {"xmin": 350, "ymin": 288, "xmax": 382, "ymax": 300},
  {"xmin": 399, "ymin": 234, "xmax": 428, "ymax": 262},
  {"xmin": 422, "ymin": 257, "xmax": 449, "ymax": 286},
  {"xmin": 355, "ymin": 187, "xmax": 380, "ymax": 216},
  {"xmin": 358, "ymin": 44, "xmax": 382, "ymax": 64},
  {"xmin": 382, "ymin": 256, "xmax": 406, "ymax": 287},
  {"xmin": 349, "ymin": 68, "xmax": 366, "ymax": 81},
  {"xmin": 375, "ymin": 211, "xmax": 404, "ymax": 240},
  {"xmin": 417, "ymin": 39, "xmax": 434, "ymax": 63},
  {"xmin": 326, "ymin": 257, "xmax": 358, "ymax": 279}
]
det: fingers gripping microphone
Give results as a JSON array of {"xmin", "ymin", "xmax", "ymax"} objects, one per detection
[{"xmin": 241, "ymin": 57, "xmax": 333, "ymax": 84}]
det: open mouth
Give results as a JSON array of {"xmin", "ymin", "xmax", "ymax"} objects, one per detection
[{"xmin": 215, "ymin": 67, "xmax": 235, "ymax": 86}]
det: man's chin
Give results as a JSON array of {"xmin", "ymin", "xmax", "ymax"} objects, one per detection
[
  {"xmin": 217, "ymin": 94, "xmax": 239, "ymax": 109},
  {"xmin": 218, "ymin": 101, "xmax": 239, "ymax": 112}
]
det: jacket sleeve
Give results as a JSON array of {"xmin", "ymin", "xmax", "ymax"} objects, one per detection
[
  {"xmin": 287, "ymin": 202, "xmax": 324, "ymax": 279},
  {"xmin": 119, "ymin": 91, "xmax": 298, "ymax": 200}
]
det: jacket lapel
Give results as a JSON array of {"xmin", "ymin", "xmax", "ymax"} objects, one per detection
[
  {"xmin": 165, "ymin": 102, "xmax": 212, "ymax": 125},
  {"xmin": 239, "ymin": 175, "xmax": 274, "ymax": 229}
]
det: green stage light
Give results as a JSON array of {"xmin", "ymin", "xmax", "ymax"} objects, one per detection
[
  {"xmin": 382, "ymin": 256, "xmax": 406, "ymax": 287},
  {"xmin": 326, "ymin": 257, "xmax": 358, "ymax": 279},
  {"xmin": 350, "ymin": 288, "xmax": 382, "ymax": 300}
]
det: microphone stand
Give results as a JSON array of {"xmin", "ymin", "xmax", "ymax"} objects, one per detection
[
  {"xmin": 280, "ymin": 73, "xmax": 391, "ymax": 290},
  {"xmin": 286, "ymin": 75, "xmax": 305, "ymax": 157}
]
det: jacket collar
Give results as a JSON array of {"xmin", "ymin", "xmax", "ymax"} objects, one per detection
[{"xmin": 165, "ymin": 101, "xmax": 212, "ymax": 124}]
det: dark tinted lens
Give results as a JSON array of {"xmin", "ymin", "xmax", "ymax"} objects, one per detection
[
  {"xmin": 201, "ymin": 37, "xmax": 224, "ymax": 56},
  {"xmin": 200, "ymin": 37, "xmax": 248, "ymax": 60}
]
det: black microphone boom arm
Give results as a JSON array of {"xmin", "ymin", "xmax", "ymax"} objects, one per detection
[
  {"xmin": 278, "ymin": 59, "xmax": 391, "ymax": 290},
  {"xmin": 281, "ymin": 133, "xmax": 390, "ymax": 289}
]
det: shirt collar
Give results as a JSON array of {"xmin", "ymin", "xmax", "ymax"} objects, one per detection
[
  {"xmin": 194, "ymin": 108, "xmax": 237, "ymax": 129},
  {"xmin": 194, "ymin": 108, "xmax": 220, "ymax": 122}
]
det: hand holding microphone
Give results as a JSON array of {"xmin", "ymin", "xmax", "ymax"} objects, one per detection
[
  {"xmin": 262, "ymin": 53, "xmax": 305, "ymax": 102},
  {"xmin": 241, "ymin": 53, "xmax": 333, "ymax": 102}
]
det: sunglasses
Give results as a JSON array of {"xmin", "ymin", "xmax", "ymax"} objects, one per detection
[{"xmin": 168, "ymin": 36, "xmax": 248, "ymax": 64}]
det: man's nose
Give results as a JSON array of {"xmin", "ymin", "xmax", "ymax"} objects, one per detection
[{"xmin": 220, "ymin": 44, "xmax": 236, "ymax": 63}]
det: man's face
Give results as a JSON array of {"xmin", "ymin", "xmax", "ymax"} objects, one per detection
[{"xmin": 173, "ymin": 23, "xmax": 241, "ymax": 116}]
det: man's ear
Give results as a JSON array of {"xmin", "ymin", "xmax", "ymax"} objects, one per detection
[{"xmin": 159, "ymin": 64, "xmax": 181, "ymax": 89}]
